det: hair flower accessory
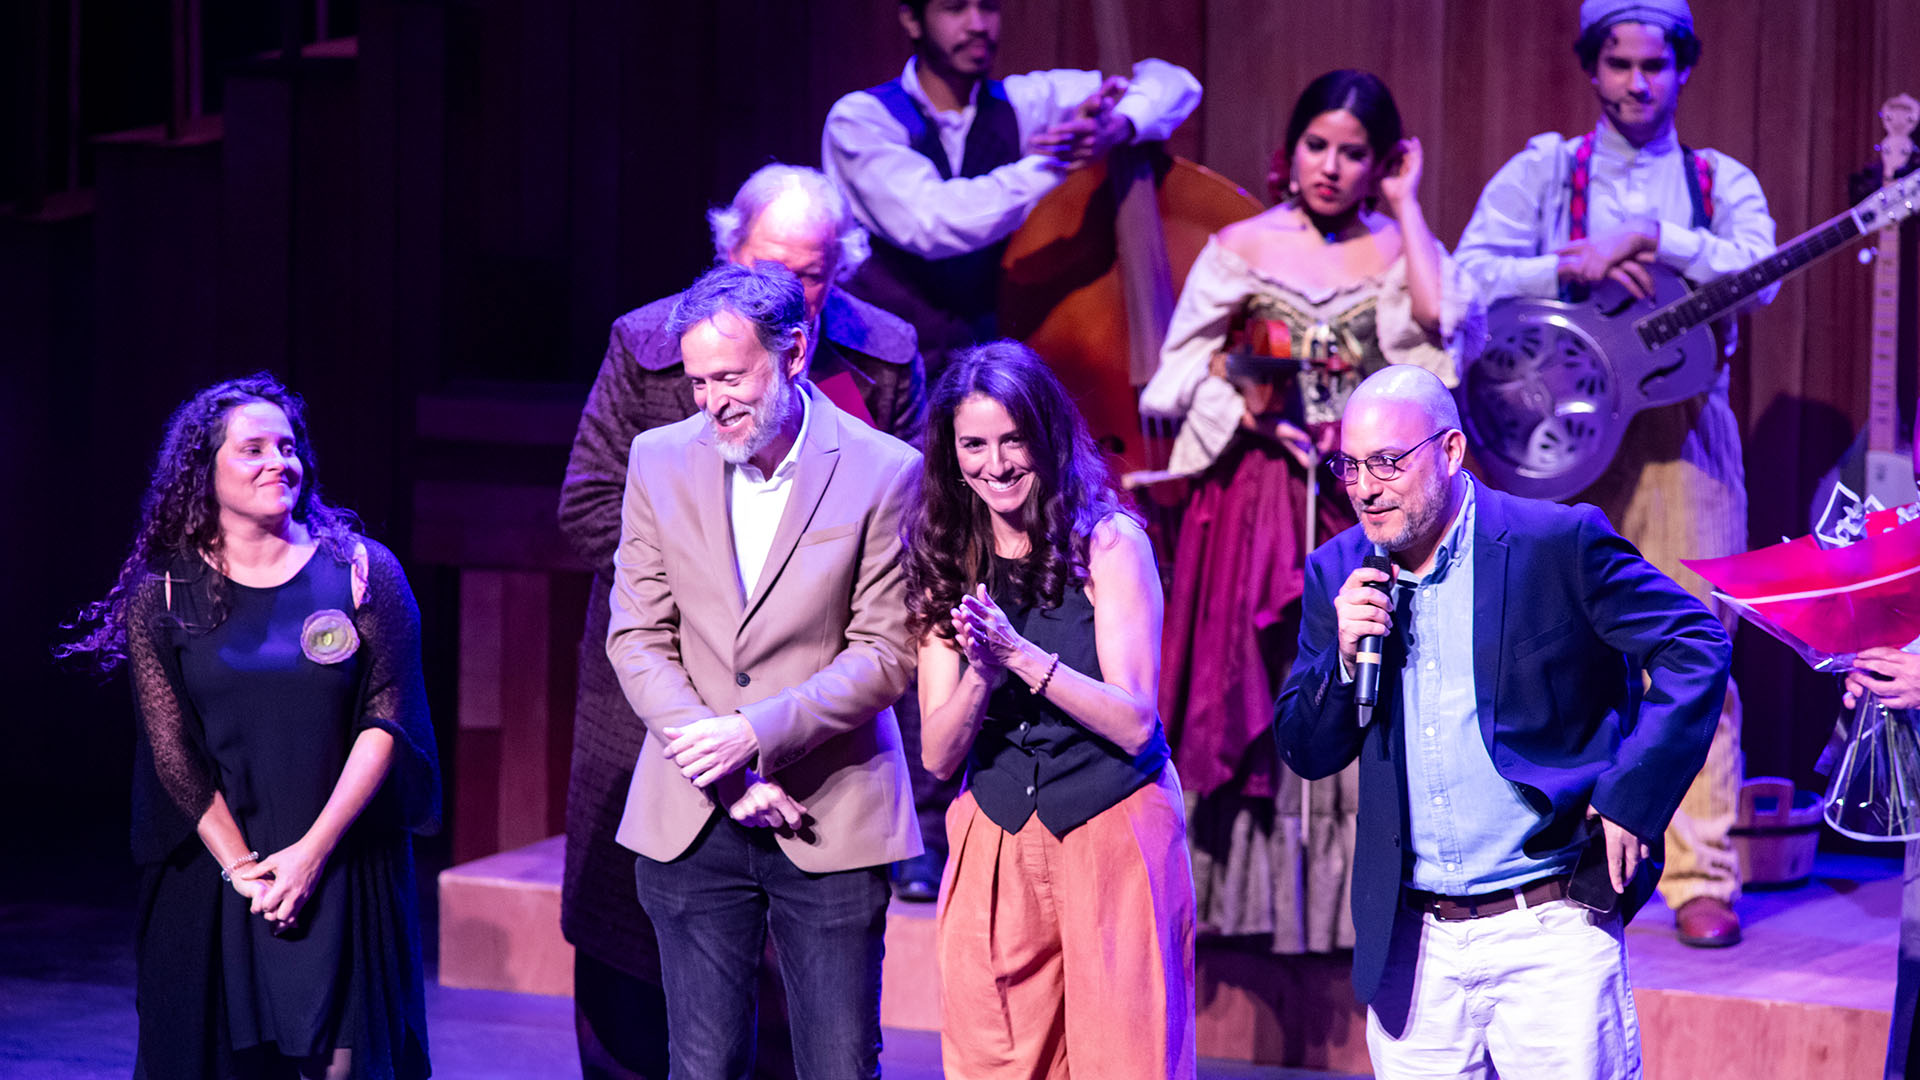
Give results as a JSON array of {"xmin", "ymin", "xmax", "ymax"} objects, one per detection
[{"xmin": 301, "ymin": 609, "xmax": 360, "ymax": 665}]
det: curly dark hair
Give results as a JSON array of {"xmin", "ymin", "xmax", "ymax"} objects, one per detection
[
  {"xmin": 1574, "ymin": 21, "xmax": 1702, "ymax": 74},
  {"xmin": 903, "ymin": 340, "xmax": 1139, "ymax": 641},
  {"xmin": 58, "ymin": 373, "xmax": 362, "ymax": 671}
]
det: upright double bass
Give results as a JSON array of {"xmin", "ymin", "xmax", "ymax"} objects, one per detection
[{"xmin": 997, "ymin": 2, "xmax": 1262, "ymax": 480}]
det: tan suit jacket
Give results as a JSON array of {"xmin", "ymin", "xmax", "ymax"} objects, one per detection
[{"xmin": 608, "ymin": 382, "xmax": 923, "ymax": 873}]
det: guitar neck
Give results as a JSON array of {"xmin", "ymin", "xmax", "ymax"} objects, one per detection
[
  {"xmin": 1868, "ymin": 217, "xmax": 1902, "ymax": 452},
  {"xmin": 1637, "ymin": 211, "xmax": 1862, "ymax": 348}
]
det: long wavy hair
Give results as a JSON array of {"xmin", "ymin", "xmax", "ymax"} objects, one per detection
[
  {"xmin": 903, "ymin": 341, "xmax": 1139, "ymax": 641},
  {"xmin": 58, "ymin": 373, "xmax": 361, "ymax": 671}
]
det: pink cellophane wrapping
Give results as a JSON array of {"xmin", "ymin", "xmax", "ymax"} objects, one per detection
[{"xmin": 1683, "ymin": 508, "xmax": 1920, "ymax": 667}]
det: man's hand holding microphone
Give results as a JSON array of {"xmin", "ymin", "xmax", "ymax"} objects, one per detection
[{"xmin": 1336, "ymin": 545, "xmax": 1396, "ymax": 726}]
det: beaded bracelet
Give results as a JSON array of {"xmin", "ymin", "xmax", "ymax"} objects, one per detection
[
  {"xmin": 1032, "ymin": 652, "xmax": 1061, "ymax": 697},
  {"xmin": 220, "ymin": 850, "xmax": 261, "ymax": 882}
]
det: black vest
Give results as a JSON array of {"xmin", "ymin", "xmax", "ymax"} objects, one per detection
[
  {"xmin": 843, "ymin": 76, "xmax": 1024, "ymax": 378},
  {"xmin": 965, "ymin": 556, "xmax": 1171, "ymax": 838}
]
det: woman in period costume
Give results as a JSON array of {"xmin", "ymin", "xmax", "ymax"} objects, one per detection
[
  {"xmin": 1139, "ymin": 69, "xmax": 1484, "ymax": 953},
  {"xmin": 62, "ymin": 374, "xmax": 438, "ymax": 1079}
]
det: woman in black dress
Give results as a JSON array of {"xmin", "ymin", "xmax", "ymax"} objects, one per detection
[
  {"xmin": 62, "ymin": 374, "xmax": 438, "ymax": 1080},
  {"xmin": 903, "ymin": 341, "xmax": 1195, "ymax": 1079}
]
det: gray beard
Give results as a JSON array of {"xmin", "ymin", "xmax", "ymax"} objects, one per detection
[
  {"xmin": 1359, "ymin": 469, "xmax": 1451, "ymax": 553},
  {"xmin": 710, "ymin": 373, "xmax": 798, "ymax": 466}
]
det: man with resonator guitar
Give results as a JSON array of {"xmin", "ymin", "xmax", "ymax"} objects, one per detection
[{"xmin": 1453, "ymin": 0, "xmax": 1777, "ymax": 949}]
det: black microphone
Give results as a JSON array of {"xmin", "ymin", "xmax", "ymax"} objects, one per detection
[{"xmin": 1355, "ymin": 544, "xmax": 1392, "ymax": 723}]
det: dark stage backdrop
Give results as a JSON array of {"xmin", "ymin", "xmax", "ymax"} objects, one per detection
[{"xmin": 6, "ymin": 0, "xmax": 1918, "ymax": 866}]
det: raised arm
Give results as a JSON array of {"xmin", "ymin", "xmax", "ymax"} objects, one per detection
[
  {"xmin": 1274, "ymin": 548, "xmax": 1373, "ymax": 780},
  {"xmin": 822, "ymin": 92, "xmax": 1067, "ymax": 260},
  {"xmin": 1013, "ymin": 58, "xmax": 1203, "ymax": 147},
  {"xmin": 822, "ymin": 59, "xmax": 1200, "ymax": 261}
]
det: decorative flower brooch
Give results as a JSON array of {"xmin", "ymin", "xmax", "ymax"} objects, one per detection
[{"xmin": 301, "ymin": 609, "xmax": 361, "ymax": 665}]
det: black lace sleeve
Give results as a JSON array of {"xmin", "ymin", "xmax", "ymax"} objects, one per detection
[
  {"xmin": 125, "ymin": 569, "xmax": 218, "ymax": 863},
  {"xmin": 353, "ymin": 540, "xmax": 442, "ymax": 835}
]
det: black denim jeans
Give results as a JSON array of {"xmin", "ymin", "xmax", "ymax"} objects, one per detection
[{"xmin": 634, "ymin": 816, "xmax": 890, "ymax": 1080}]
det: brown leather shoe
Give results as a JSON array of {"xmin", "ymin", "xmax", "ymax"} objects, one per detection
[{"xmin": 1674, "ymin": 897, "xmax": 1742, "ymax": 947}]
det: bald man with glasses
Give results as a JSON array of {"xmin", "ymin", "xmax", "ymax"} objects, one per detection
[{"xmin": 1276, "ymin": 366, "xmax": 1730, "ymax": 1076}]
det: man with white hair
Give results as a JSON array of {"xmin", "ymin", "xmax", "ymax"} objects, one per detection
[
  {"xmin": 556, "ymin": 164, "xmax": 924, "ymax": 1079},
  {"xmin": 1455, "ymin": 0, "xmax": 1778, "ymax": 948},
  {"xmin": 1277, "ymin": 365, "xmax": 1729, "ymax": 1077}
]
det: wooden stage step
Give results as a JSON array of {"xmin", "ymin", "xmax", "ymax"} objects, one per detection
[{"xmin": 439, "ymin": 839, "xmax": 1901, "ymax": 1078}]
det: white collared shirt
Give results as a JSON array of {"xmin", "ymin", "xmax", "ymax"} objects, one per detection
[
  {"xmin": 728, "ymin": 388, "xmax": 811, "ymax": 598},
  {"xmin": 1456, "ymin": 120, "xmax": 1778, "ymax": 311},
  {"xmin": 822, "ymin": 56, "xmax": 1202, "ymax": 260}
]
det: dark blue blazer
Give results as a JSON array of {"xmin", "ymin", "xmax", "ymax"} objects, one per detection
[{"xmin": 1274, "ymin": 482, "xmax": 1731, "ymax": 1007}]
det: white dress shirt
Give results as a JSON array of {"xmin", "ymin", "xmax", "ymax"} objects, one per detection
[
  {"xmin": 822, "ymin": 56, "xmax": 1202, "ymax": 261},
  {"xmin": 729, "ymin": 388, "xmax": 811, "ymax": 598},
  {"xmin": 1456, "ymin": 120, "xmax": 1778, "ymax": 309}
]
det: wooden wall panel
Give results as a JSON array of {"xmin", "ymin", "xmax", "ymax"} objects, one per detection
[{"xmin": 525, "ymin": 0, "xmax": 1920, "ymax": 780}]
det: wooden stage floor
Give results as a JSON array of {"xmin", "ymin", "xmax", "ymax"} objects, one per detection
[{"xmin": 440, "ymin": 839, "xmax": 1908, "ymax": 1079}]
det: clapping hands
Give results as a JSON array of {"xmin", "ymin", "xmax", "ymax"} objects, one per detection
[
  {"xmin": 1028, "ymin": 76, "xmax": 1133, "ymax": 171},
  {"xmin": 953, "ymin": 584, "xmax": 1027, "ymax": 683}
]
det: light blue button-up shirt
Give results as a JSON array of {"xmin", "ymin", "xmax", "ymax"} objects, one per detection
[{"xmin": 1400, "ymin": 477, "xmax": 1581, "ymax": 894}]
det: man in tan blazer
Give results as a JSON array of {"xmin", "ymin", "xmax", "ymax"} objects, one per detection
[{"xmin": 607, "ymin": 260, "xmax": 922, "ymax": 1080}]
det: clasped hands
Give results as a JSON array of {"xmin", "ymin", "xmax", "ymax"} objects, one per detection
[
  {"xmin": 663, "ymin": 713, "xmax": 807, "ymax": 831},
  {"xmin": 228, "ymin": 839, "xmax": 328, "ymax": 936},
  {"xmin": 1027, "ymin": 76, "xmax": 1134, "ymax": 171}
]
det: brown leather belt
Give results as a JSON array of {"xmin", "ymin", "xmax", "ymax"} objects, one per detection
[{"xmin": 1405, "ymin": 876, "xmax": 1569, "ymax": 921}]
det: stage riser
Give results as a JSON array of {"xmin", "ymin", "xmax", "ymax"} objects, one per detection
[{"xmin": 439, "ymin": 837, "xmax": 1892, "ymax": 1077}]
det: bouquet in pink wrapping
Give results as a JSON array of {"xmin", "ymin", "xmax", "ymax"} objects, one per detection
[
  {"xmin": 1683, "ymin": 506, "xmax": 1920, "ymax": 672},
  {"xmin": 1685, "ymin": 505, "xmax": 1920, "ymax": 840}
]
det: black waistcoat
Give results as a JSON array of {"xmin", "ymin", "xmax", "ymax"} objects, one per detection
[
  {"xmin": 966, "ymin": 556, "xmax": 1170, "ymax": 838},
  {"xmin": 844, "ymin": 76, "xmax": 1023, "ymax": 377}
]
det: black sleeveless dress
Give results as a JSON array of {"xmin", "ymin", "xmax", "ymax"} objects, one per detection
[{"xmin": 168, "ymin": 552, "xmax": 423, "ymax": 1065}]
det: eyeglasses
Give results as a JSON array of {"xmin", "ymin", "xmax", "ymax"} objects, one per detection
[{"xmin": 1326, "ymin": 429, "xmax": 1450, "ymax": 484}]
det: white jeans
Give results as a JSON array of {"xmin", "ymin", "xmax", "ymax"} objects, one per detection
[{"xmin": 1365, "ymin": 898, "xmax": 1642, "ymax": 1079}]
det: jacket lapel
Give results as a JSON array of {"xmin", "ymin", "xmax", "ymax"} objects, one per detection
[
  {"xmin": 691, "ymin": 421, "xmax": 746, "ymax": 619},
  {"xmin": 1472, "ymin": 481, "xmax": 1510, "ymax": 747},
  {"xmin": 740, "ymin": 383, "xmax": 842, "ymax": 628}
]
